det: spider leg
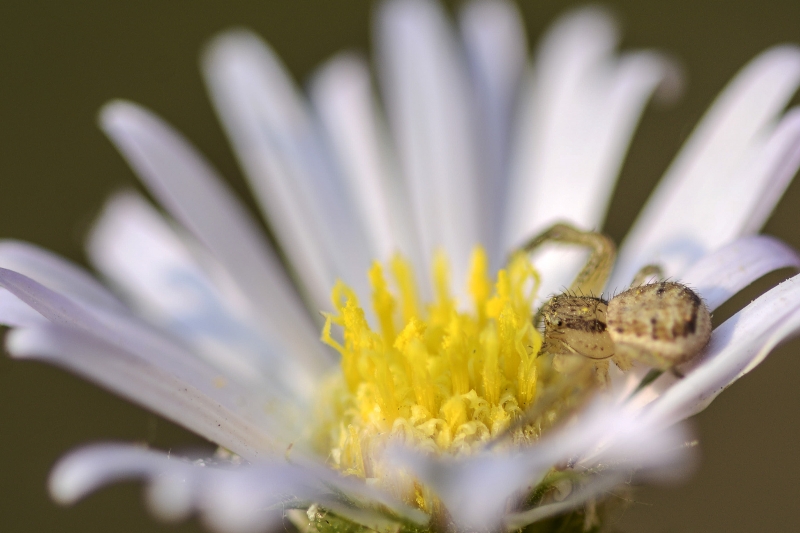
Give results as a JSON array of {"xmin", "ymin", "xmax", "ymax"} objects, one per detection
[
  {"xmin": 552, "ymin": 353, "xmax": 611, "ymax": 387},
  {"xmin": 670, "ymin": 367, "xmax": 685, "ymax": 379},
  {"xmin": 512, "ymin": 223, "xmax": 616, "ymax": 296},
  {"xmin": 630, "ymin": 263, "xmax": 665, "ymax": 287}
]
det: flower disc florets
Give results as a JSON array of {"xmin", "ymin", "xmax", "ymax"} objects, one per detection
[{"xmin": 317, "ymin": 248, "xmax": 563, "ymax": 507}]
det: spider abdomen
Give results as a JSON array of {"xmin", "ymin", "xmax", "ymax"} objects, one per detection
[{"xmin": 606, "ymin": 281, "xmax": 712, "ymax": 369}]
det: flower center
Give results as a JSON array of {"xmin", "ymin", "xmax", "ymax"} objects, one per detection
[{"xmin": 315, "ymin": 248, "xmax": 545, "ymax": 488}]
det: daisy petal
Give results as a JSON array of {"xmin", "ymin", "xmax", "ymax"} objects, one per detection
[
  {"xmin": 98, "ymin": 100, "xmax": 327, "ymax": 368},
  {"xmin": 503, "ymin": 7, "xmax": 680, "ymax": 296},
  {"xmin": 203, "ymin": 30, "xmax": 372, "ymax": 310},
  {"xmin": 645, "ymin": 273, "xmax": 800, "ymax": 426},
  {"xmin": 9, "ymin": 326, "xmax": 281, "ymax": 458},
  {"xmin": 616, "ymin": 235, "xmax": 800, "ymax": 404},
  {"xmin": 0, "ymin": 266, "xmax": 207, "ymax": 384},
  {"xmin": 614, "ymin": 46, "xmax": 800, "ymax": 287},
  {"xmin": 393, "ymin": 401, "xmax": 691, "ymax": 530},
  {"xmin": 0, "ymin": 289, "xmax": 46, "ymax": 327},
  {"xmin": 51, "ymin": 444, "xmax": 422, "ymax": 533},
  {"xmin": 309, "ymin": 54, "xmax": 420, "ymax": 268},
  {"xmin": 503, "ymin": 473, "xmax": 624, "ymax": 530},
  {"xmin": 0, "ymin": 240, "xmax": 128, "ymax": 313},
  {"xmin": 87, "ymin": 192, "xmax": 320, "ymax": 398},
  {"xmin": 186, "ymin": 465, "xmax": 324, "ymax": 533},
  {"xmin": 389, "ymin": 450, "xmax": 543, "ymax": 531},
  {"xmin": 739, "ymin": 107, "xmax": 800, "ymax": 235},
  {"xmin": 0, "ymin": 265, "xmax": 303, "ymax": 429},
  {"xmin": 459, "ymin": 0, "xmax": 526, "ymax": 261},
  {"xmin": 682, "ymin": 235, "xmax": 800, "ymax": 310},
  {"xmin": 49, "ymin": 444, "xmax": 186, "ymax": 506},
  {"xmin": 51, "ymin": 444, "xmax": 303, "ymax": 533},
  {"xmin": 376, "ymin": 0, "xmax": 482, "ymax": 296}
]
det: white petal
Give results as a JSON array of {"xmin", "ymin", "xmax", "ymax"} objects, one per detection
[
  {"xmin": 0, "ymin": 240, "xmax": 127, "ymax": 313},
  {"xmin": 199, "ymin": 471, "xmax": 292, "ymax": 533},
  {"xmin": 393, "ymin": 401, "xmax": 692, "ymax": 530},
  {"xmin": 739, "ymin": 107, "xmax": 800, "ymax": 235},
  {"xmin": 645, "ymin": 273, "xmax": 800, "ymax": 426},
  {"xmin": 459, "ymin": 0, "xmax": 527, "ymax": 263},
  {"xmin": 389, "ymin": 449, "xmax": 543, "ymax": 531},
  {"xmin": 376, "ymin": 0, "xmax": 482, "ymax": 297},
  {"xmin": 0, "ymin": 265, "xmax": 307, "ymax": 439},
  {"xmin": 503, "ymin": 473, "xmax": 624, "ymax": 529},
  {"xmin": 87, "ymin": 192, "xmax": 320, "ymax": 399},
  {"xmin": 613, "ymin": 46, "xmax": 800, "ymax": 288},
  {"xmin": 146, "ymin": 470, "xmax": 196, "ymax": 522},
  {"xmin": 682, "ymin": 235, "xmax": 800, "ymax": 310},
  {"xmin": 50, "ymin": 444, "xmax": 183, "ymax": 505},
  {"xmin": 503, "ymin": 7, "xmax": 680, "ymax": 297},
  {"xmin": 615, "ymin": 235, "xmax": 800, "ymax": 403},
  {"xmin": 0, "ymin": 266, "xmax": 208, "ymax": 385},
  {"xmin": 309, "ymin": 54, "xmax": 420, "ymax": 267},
  {"xmin": 10, "ymin": 326, "xmax": 282, "ymax": 458},
  {"xmin": 0, "ymin": 288, "xmax": 50, "ymax": 327},
  {"xmin": 51, "ymin": 445, "xmax": 299, "ymax": 533},
  {"xmin": 98, "ymin": 101, "xmax": 327, "ymax": 369},
  {"xmin": 51, "ymin": 444, "xmax": 422, "ymax": 533},
  {"xmin": 203, "ymin": 30, "xmax": 372, "ymax": 311}
]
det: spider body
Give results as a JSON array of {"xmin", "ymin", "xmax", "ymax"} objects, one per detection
[
  {"xmin": 539, "ymin": 295, "xmax": 613, "ymax": 361},
  {"xmin": 520, "ymin": 224, "xmax": 712, "ymax": 372},
  {"xmin": 607, "ymin": 281, "xmax": 711, "ymax": 369}
]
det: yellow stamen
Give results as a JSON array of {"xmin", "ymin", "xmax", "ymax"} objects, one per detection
[{"xmin": 318, "ymin": 247, "xmax": 543, "ymax": 479}]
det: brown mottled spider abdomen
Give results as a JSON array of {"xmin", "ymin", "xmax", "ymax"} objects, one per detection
[{"xmin": 606, "ymin": 281, "xmax": 712, "ymax": 370}]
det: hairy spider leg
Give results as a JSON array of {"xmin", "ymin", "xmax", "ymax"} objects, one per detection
[
  {"xmin": 630, "ymin": 264, "xmax": 665, "ymax": 287},
  {"xmin": 514, "ymin": 223, "xmax": 616, "ymax": 296}
]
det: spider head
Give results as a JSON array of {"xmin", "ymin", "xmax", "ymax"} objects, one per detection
[{"xmin": 539, "ymin": 295, "xmax": 615, "ymax": 360}]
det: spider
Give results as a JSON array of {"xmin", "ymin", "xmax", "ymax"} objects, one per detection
[{"xmin": 518, "ymin": 223, "xmax": 712, "ymax": 377}]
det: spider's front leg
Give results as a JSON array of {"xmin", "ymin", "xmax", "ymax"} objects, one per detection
[
  {"xmin": 514, "ymin": 222, "xmax": 616, "ymax": 296},
  {"xmin": 515, "ymin": 223, "xmax": 626, "ymax": 384}
]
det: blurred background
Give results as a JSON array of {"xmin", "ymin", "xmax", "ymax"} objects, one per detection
[{"xmin": 1, "ymin": 1, "xmax": 799, "ymax": 531}]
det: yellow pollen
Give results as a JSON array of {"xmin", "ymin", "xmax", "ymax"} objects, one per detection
[{"xmin": 317, "ymin": 247, "xmax": 544, "ymax": 488}]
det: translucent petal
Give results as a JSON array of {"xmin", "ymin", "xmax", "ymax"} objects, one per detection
[
  {"xmin": 51, "ymin": 445, "xmax": 303, "ymax": 533},
  {"xmin": 9, "ymin": 326, "xmax": 284, "ymax": 458},
  {"xmin": 0, "ymin": 240, "xmax": 127, "ymax": 313},
  {"xmin": 376, "ymin": 0, "xmax": 482, "ymax": 297},
  {"xmin": 309, "ymin": 54, "xmax": 420, "ymax": 268},
  {"xmin": 615, "ymin": 235, "xmax": 800, "ymax": 402},
  {"xmin": 459, "ymin": 0, "xmax": 527, "ymax": 264},
  {"xmin": 739, "ymin": 108, "xmax": 800, "ymax": 235},
  {"xmin": 99, "ymin": 101, "xmax": 328, "ymax": 370},
  {"xmin": 682, "ymin": 235, "xmax": 800, "ymax": 310},
  {"xmin": 203, "ymin": 30, "xmax": 372, "ymax": 311},
  {"xmin": 644, "ymin": 273, "xmax": 800, "ymax": 426},
  {"xmin": 50, "ymin": 444, "xmax": 426, "ymax": 533},
  {"xmin": 0, "ymin": 266, "xmax": 211, "ymax": 386},
  {"xmin": 503, "ymin": 473, "xmax": 624, "ymax": 529},
  {"xmin": 392, "ymin": 401, "xmax": 692, "ymax": 530},
  {"xmin": 87, "ymin": 192, "xmax": 319, "ymax": 399},
  {"xmin": 503, "ymin": 7, "xmax": 680, "ymax": 298},
  {"xmin": 0, "ymin": 288, "xmax": 47, "ymax": 327},
  {"xmin": 0, "ymin": 265, "xmax": 310, "ymax": 440},
  {"xmin": 50, "ymin": 444, "xmax": 186, "ymax": 505},
  {"xmin": 614, "ymin": 46, "xmax": 800, "ymax": 287},
  {"xmin": 389, "ymin": 448, "xmax": 544, "ymax": 531}
]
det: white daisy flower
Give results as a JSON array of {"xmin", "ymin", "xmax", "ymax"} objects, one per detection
[{"xmin": 4, "ymin": 0, "xmax": 800, "ymax": 531}]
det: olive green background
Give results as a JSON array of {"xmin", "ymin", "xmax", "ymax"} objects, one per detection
[{"xmin": 1, "ymin": 1, "xmax": 800, "ymax": 532}]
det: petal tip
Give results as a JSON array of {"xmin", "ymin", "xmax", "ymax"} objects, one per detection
[
  {"xmin": 202, "ymin": 28, "xmax": 265, "ymax": 69},
  {"xmin": 48, "ymin": 455, "xmax": 88, "ymax": 506},
  {"xmin": 98, "ymin": 99, "xmax": 143, "ymax": 132}
]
